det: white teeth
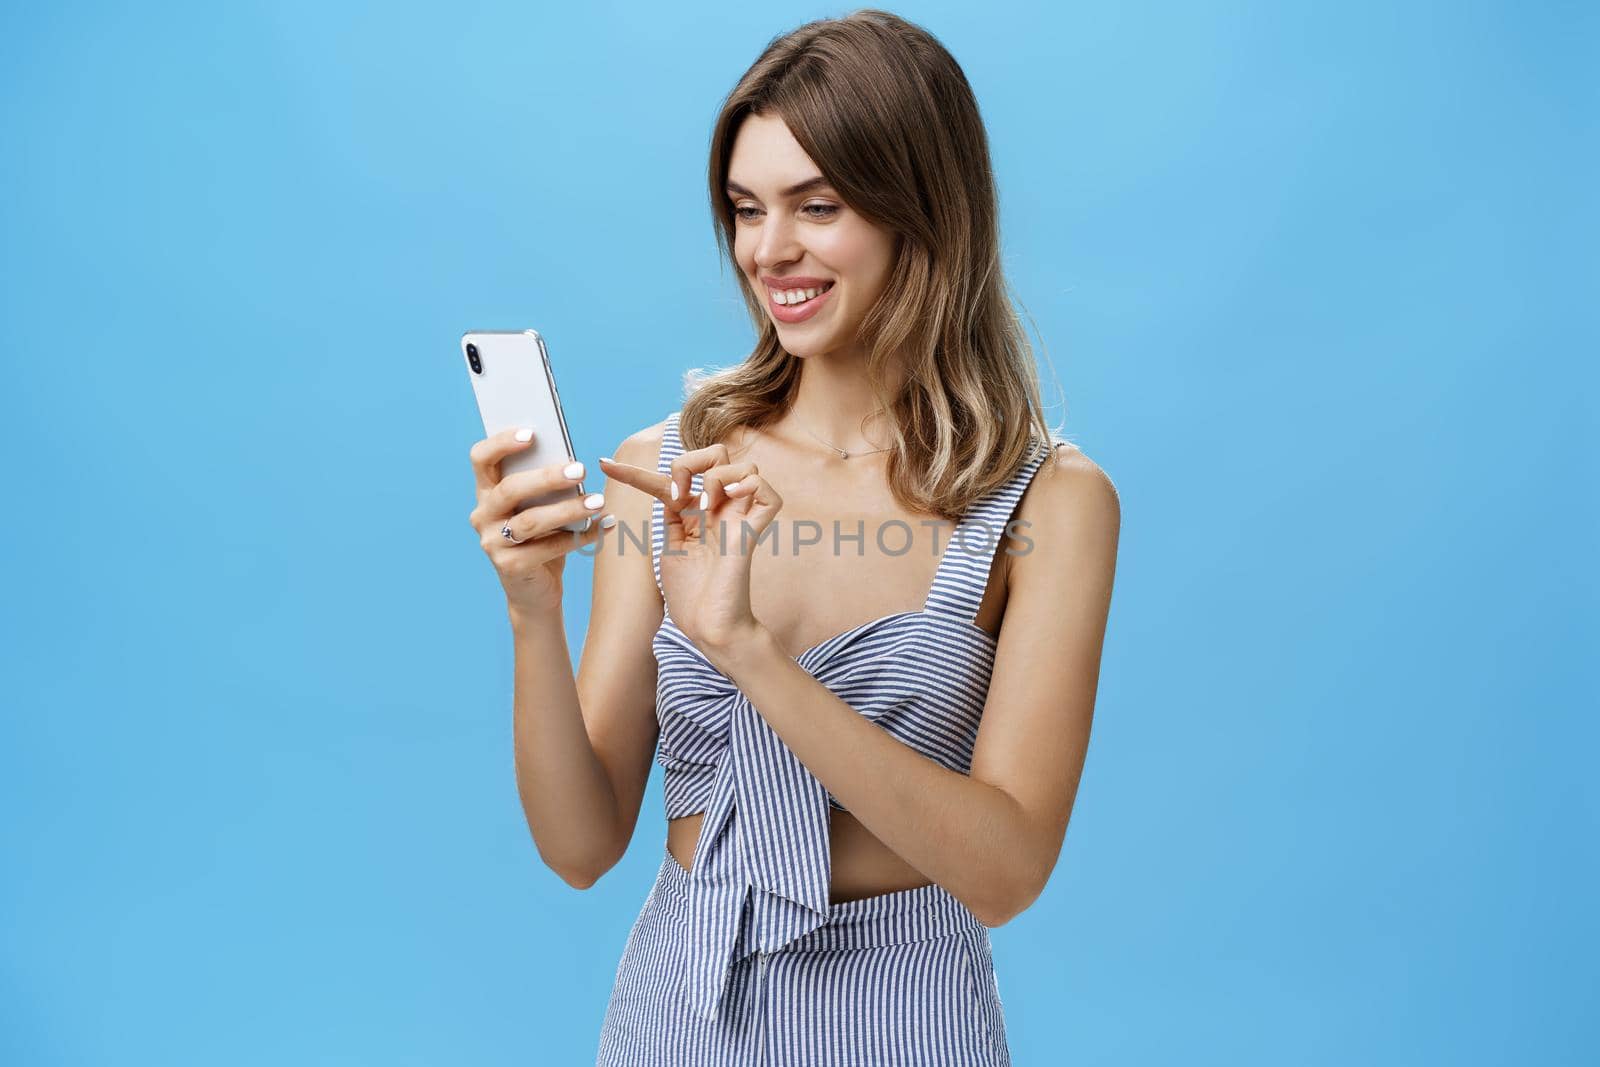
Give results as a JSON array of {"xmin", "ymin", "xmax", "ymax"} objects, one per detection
[{"xmin": 773, "ymin": 285, "xmax": 826, "ymax": 305}]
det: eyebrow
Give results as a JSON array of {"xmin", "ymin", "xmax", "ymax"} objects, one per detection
[{"xmin": 725, "ymin": 175, "xmax": 835, "ymax": 200}]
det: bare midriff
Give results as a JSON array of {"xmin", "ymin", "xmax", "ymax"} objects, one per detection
[{"xmin": 668, "ymin": 808, "xmax": 946, "ymax": 903}]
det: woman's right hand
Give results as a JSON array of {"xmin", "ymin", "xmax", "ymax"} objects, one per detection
[{"xmin": 468, "ymin": 427, "xmax": 614, "ymax": 618}]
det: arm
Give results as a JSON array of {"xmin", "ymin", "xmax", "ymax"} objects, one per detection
[
  {"xmin": 705, "ymin": 445, "xmax": 1121, "ymax": 925},
  {"xmin": 511, "ymin": 421, "xmax": 666, "ymax": 888}
]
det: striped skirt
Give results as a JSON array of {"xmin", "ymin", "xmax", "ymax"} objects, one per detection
[{"xmin": 595, "ymin": 844, "xmax": 1012, "ymax": 1066}]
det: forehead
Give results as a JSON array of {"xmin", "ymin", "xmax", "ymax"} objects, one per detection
[{"xmin": 727, "ymin": 112, "xmax": 821, "ymax": 187}]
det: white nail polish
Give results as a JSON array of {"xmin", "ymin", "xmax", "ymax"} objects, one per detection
[
  {"xmin": 564, "ymin": 461, "xmax": 584, "ymax": 480},
  {"xmin": 514, "ymin": 427, "xmax": 533, "ymax": 442},
  {"xmin": 584, "ymin": 492, "xmax": 605, "ymax": 509},
  {"xmin": 698, "ymin": 491, "xmax": 709, "ymax": 510},
  {"xmin": 670, "ymin": 482, "xmax": 679, "ymax": 500},
  {"xmin": 724, "ymin": 479, "xmax": 742, "ymax": 493},
  {"xmin": 599, "ymin": 514, "xmax": 617, "ymax": 529}
]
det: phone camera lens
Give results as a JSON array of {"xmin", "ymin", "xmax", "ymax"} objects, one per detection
[
  {"xmin": 465, "ymin": 341, "xmax": 482, "ymax": 374},
  {"xmin": 466, "ymin": 343, "xmax": 478, "ymax": 358}
]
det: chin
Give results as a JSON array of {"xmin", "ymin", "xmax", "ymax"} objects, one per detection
[{"xmin": 775, "ymin": 333, "xmax": 839, "ymax": 358}]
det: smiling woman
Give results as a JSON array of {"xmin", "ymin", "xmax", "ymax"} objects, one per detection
[
  {"xmin": 469, "ymin": 8, "xmax": 1120, "ymax": 1067},
  {"xmin": 688, "ymin": 11, "xmax": 1061, "ymax": 516}
]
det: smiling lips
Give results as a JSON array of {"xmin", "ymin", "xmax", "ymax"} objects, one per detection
[{"xmin": 765, "ymin": 279, "xmax": 835, "ymax": 323}]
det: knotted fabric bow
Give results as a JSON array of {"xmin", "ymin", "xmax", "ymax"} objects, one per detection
[{"xmin": 653, "ymin": 618, "xmax": 836, "ymax": 1022}]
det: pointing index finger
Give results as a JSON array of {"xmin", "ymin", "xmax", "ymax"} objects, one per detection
[{"xmin": 597, "ymin": 456, "xmax": 675, "ymax": 506}]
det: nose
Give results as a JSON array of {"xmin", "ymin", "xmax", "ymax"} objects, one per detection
[{"xmin": 752, "ymin": 209, "xmax": 802, "ymax": 270}]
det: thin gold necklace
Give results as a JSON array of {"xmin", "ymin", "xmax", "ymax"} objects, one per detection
[{"xmin": 800, "ymin": 423, "xmax": 893, "ymax": 460}]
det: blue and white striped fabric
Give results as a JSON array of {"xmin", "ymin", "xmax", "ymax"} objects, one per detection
[
  {"xmin": 596, "ymin": 409, "xmax": 1055, "ymax": 1065},
  {"xmin": 596, "ymin": 843, "xmax": 1012, "ymax": 1066}
]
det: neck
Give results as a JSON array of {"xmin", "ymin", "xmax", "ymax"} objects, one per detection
[{"xmin": 782, "ymin": 345, "xmax": 905, "ymax": 453}]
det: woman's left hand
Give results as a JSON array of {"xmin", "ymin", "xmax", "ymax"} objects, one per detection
[{"xmin": 599, "ymin": 442, "xmax": 784, "ymax": 659}]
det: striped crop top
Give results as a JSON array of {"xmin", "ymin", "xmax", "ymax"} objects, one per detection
[{"xmin": 648, "ymin": 409, "xmax": 1058, "ymax": 1022}]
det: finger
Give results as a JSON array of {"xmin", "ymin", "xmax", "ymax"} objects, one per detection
[
  {"xmin": 494, "ymin": 512, "xmax": 617, "ymax": 571},
  {"xmin": 596, "ymin": 456, "xmax": 674, "ymax": 506},
  {"xmin": 668, "ymin": 444, "xmax": 730, "ymax": 514},
  {"xmin": 500, "ymin": 488, "xmax": 608, "ymax": 543},
  {"xmin": 698, "ymin": 461, "xmax": 759, "ymax": 514},
  {"xmin": 487, "ymin": 461, "xmax": 589, "ymax": 521},
  {"xmin": 663, "ymin": 483, "xmax": 690, "ymax": 554},
  {"xmin": 726, "ymin": 473, "xmax": 782, "ymax": 537},
  {"xmin": 719, "ymin": 481, "xmax": 750, "ymax": 521},
  {"xmin": 722, "ymin": 470, "xmax": 756, "ymax": 517},
  {"xmin": 597, "ymin": 456, "xmax": 698, "ymax": 548},
  {"xmin": 470, "ymin": 427, "xmax": 537, "ymax": 492}
]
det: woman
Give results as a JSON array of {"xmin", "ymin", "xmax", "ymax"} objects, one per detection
[{"xmin": 467, "ymin": 10, "xmax": 1119, "ymax": 1065}]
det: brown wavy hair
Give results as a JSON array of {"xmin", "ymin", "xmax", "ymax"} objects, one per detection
[{"xmin": 679, "ymin": 8, "xmax": 1065, "ymax": 521}]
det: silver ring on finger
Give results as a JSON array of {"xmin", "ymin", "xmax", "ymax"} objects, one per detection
[{"xmin": 500, "ymin": 521, "xmax": 527, "ymax": 545}]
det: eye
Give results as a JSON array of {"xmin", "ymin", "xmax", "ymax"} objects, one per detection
[{"xmin": 731, "ymin": 203, "xmax": 840, "ymax": 223}]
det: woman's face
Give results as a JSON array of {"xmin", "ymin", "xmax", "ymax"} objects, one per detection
[{"xmin": 725, "ymin": 112, "xmax": 896, "ymax": 360}]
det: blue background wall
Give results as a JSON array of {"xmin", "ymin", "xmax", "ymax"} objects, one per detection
[{"xmin": 2, "ymin": 1, "xmax": 1593, "ymax": 1063}]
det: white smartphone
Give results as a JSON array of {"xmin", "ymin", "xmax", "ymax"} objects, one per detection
[{"xmin": 462, "ymin": 329, "xmax": 590, "ymax": 534}]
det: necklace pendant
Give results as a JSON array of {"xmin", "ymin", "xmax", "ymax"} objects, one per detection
[{"xmin": 836, "ymin": 447, "xmax": 850, "ymax": 459}]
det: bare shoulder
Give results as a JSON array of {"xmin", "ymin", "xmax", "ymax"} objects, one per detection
[{"xmin": 1010, "ymin": 442, "xmax": 1121, "ymax": 568}]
